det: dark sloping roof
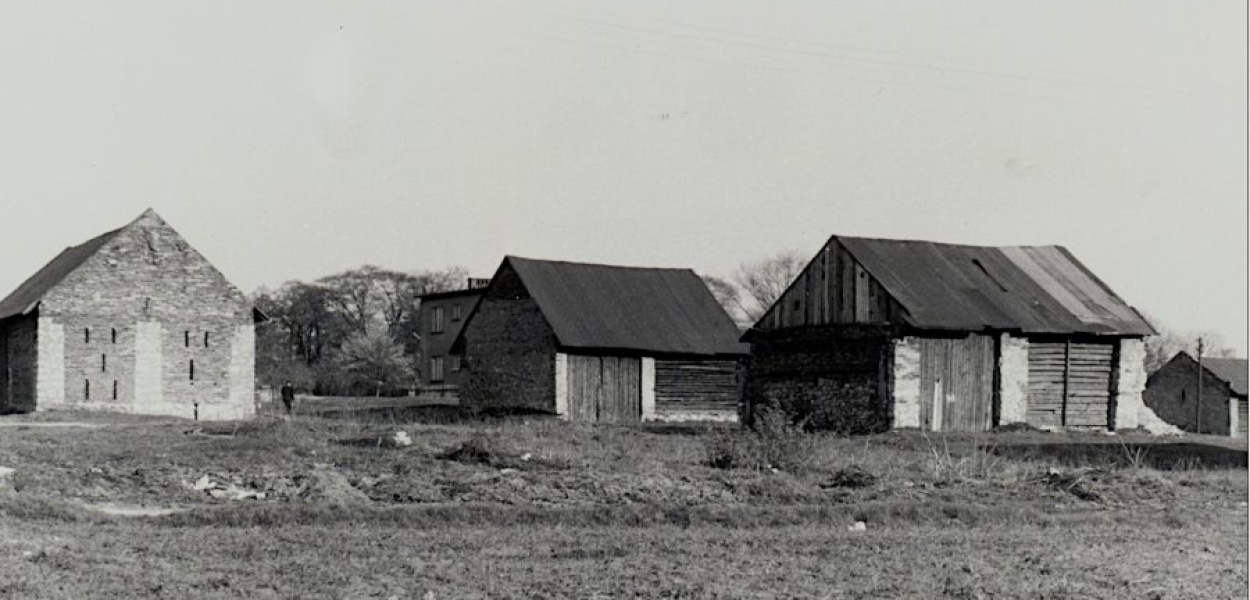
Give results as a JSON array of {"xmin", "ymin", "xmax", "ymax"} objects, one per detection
[
  {"xmin": 1202, "ymin": 357, "xmax": 1248, "ymax": 397},
  {"xmin": 507, "ymin": 256, "xmax": 747, "ymax": 356},
  {"xmin": 0, "ymin": 228, "xmax": 122, "ymax": 320},
  {"xmin": 835, "ymin": 235, "xmax": 1154, "ymax": 335}
]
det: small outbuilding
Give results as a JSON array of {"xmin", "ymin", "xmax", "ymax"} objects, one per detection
[
  {"xmin": 455, "ymin": 256, "xmax": 747, "ymax": 422},
  {"xmin": 1144, "ymin": 353, "xmax": 1247, "ymax": 437},
  {"xmin": 742, "ymin": 235, "xmax": 1169, "ymax": 433}
]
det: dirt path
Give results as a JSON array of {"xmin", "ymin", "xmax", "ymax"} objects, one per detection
[{"xmin": 83, "ymin": 502, "xmax": 186, "ymax": 517}]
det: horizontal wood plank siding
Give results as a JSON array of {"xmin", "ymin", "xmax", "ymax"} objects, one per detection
[
  {"xmin": 654, "ymin": 359, "xmax": 740, "ymax": 413},
  {"xmin": 1027, "ymin": 339, "xmax": 1114, "ymax": 429}
]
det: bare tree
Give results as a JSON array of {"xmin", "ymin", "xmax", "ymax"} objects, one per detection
[
  {"xmin": 701, "ymin": 274, "xmax": 748, "ymax": 327},
  {"xmin": 1141, "ymin": 313, "xmax": 1237, "ymax": 374},
  {"xmin": 733, "ymin": 250, "xmax": 806, "ymax": 323}
]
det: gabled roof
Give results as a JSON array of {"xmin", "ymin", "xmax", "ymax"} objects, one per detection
[
  {"xmin": 486, "ymin": 256, "xmax": 747, "ymax": 357},
  {"xmin": 0, "ymin": 227, "xmax": 123, "ymax": 320},
  {"xmin": 824, "ymin": 235, "xmax": 1153, "ymax": 335},
  {"xmin": 1201, "ymin": 357, "xmax": 1248, "ymax": 397}
]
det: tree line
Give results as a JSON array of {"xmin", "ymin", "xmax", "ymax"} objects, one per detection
[{"xmin": 252, "ymin": 265, "xmax": 469, "ymax": 396}]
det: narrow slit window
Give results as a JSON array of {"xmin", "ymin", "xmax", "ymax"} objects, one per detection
[
  {"xmin": 84, "ymin": 380, "xmax": 90, "ymax": 400},
  {"xmin": 189, "ymin": 359, "xmax": 195, "ymax": 381},
  {"xmin": 185, "ymin": 331, "xmax": 190, "ymax": 347},
  {"xmin": 204, "ymin": 332, "xmax": 210, "ymax": 347},
  {"xmin": 101, "ymin": 354, "xmax": 107, "ymax": 372},
  {"xmin": 111, "ymin": 328, "xmax": 117, "ymax": 344},
  {"xmin": 112, "ymin": 380, "xmax": 118, "ymax": 400},
  {"xmin": 84, "ymin": 328, "xmax": 90, "ymax": 343}
]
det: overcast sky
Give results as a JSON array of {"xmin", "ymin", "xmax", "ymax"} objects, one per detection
[{"xmin": 0, "ymin": 1, "xmax": 1245, "ymax": 352}]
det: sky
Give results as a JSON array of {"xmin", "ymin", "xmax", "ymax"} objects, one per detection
[{"xmin": 0, "ymin": 1, "xmax": 1245, "ymax": 353}]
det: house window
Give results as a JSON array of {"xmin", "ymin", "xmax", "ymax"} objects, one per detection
[
  {"xmin": 113, "ymin": 380, "xmax": 118, "ymax": 400},
  {"xmin": 84, "ymin": 380, "xmax": 90, "ymax": 400},
  {"xmin": 111, "ymin": 328, "xmax": 117, "ymax": 344},
  {"xmin": 452, "ymin": 303, "xmax": 463, "ymax": 321},
  {"xmin": 431, "ymin": 307, "xmax": 445, "ymax": 333},
  {"xmin": 430, "ymin": 356, "xmax": 445, "ymax": 382},
  {"xmin": 189, "ymin": 359, "xmax": 195, "ymax": 381},
  {"xmin": 450, "ymin": 355, "xmax": 461, "ymax": 372},
  {"xmin": 204, "ymin": 332, "xmax": 210, "ymax": 347},
  {"xmin": 84, "ymin": 328, "xmax": 90, "ymax": 343},
  {"xmin": 185, "ymin": 331, "xmax": 190, "ymax": 348},
  {"xmin": 101, "ymin": 354, "xmax": 107, "ymax": 372}
]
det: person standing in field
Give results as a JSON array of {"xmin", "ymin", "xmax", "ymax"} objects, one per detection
[{"xmin": 280, "ymin": 381, "xmax": 295, "ymax": 416}]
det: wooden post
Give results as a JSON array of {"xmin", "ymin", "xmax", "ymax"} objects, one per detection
[{"xmin": 1061, "ymin": 340, "xmax": 1071, "ymax": 427}]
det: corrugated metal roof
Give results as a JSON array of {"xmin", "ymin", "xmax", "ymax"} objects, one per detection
[
  {"xmin": 1203, "ymin": 357, "xmax": 1248, "ymax": 397},
  {"xmin": 507, "ymin": 256, "xmax": 748, "ymax": 356},
  {"xmin": 0, "ymin": 228, "xmax": 122, "ymax": 320},
  {"xmin": 836, "ymin": 236, "xmax": 1154, "ymax": 335}
]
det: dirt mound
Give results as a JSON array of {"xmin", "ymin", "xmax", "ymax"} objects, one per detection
[{"xmin": 298, "ymin": 467, "xmax": 371, "ymax": 506}]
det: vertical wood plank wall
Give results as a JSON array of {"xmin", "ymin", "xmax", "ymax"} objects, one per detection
[
  {"xmin": 916, "ymin": 335, "xmax": 995, "ymax": 432},
  {"xmin": 763, "ymin": 241, "xmax": 898, "ymax": 330},
  {"xmin": 1026, "ymin": 340, "xmax": 1115, "ymax": 429},
  {"xmin": 565, "ymin": 355, "xmax": 641, "ymax": 423}
]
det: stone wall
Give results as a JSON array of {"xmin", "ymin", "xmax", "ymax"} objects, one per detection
[
  {"xmin": 998, "ymin": 334, "xmax": 1030, "ymax": 425},
  {"xmin": 890, "ymin": 337, "xmax": 920, "ymax": 429},
  {"xmin": 1141, "ymin": 348, "xmax": 1230, "ymax": 435},
  {"xmin": 34, "ymin": 210, "xmax": 255, "ymax": 419},
  {"xmin": 743, "ymin": 328, "xmax": 891, "ymax": 433},
  {"xmin": 459, "ymin": 262, "xmax": 558, "ymax": 413}
]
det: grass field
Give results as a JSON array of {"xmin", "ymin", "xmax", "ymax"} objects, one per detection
[{"xmin": 0, "ymin": 410, "xmax": 1245, "ymax": 598}]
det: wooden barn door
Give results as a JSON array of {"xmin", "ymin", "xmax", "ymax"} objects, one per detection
[
  {"xmin": 917, "ymin": 335, "xmax": 995, "ymax": 432},
  {"xmin": 1026, "ymin": 340, "xmax": 1115, "ymax": 429},
  {"xmin": 566, "ymin": 355, "xmax": 641, "ymax": 423}
]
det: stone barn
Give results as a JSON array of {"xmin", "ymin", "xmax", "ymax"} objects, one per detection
[
  {"xmin": 0, "ymin": 209, "xmax": 262, "ymax": 420},
  {"xmin": 742, "ymin": 235, "xmax": 1170, "ymax": 433},
  {"xmin": 1144, "ymin": 353, "xmax": 1247, "ymax": 437},
  {"xmin": 456, "ymin": 256, "xmax": 748, "ymax": 422}
]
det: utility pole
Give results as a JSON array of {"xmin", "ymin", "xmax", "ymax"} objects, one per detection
[{"xmin": 1195, "ymin": 337, "xmax": 1205, "ymax": 434}]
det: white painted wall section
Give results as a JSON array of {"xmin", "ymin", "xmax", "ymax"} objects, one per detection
[
  {"xmin": 891, "ymin": 337, "xmax": 921, "ymax": 429},
  {"xmin": 35, "ymin": 318, "xmax": 65, "ymax": 408},
  {"xmin": 640, "ymin": 356, "xmax": 656, "ymax": 420},
  {"xmin": 553, "ymin": 352, "xmax": 568, "ymax": 419}
]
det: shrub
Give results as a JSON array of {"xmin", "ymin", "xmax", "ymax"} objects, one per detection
[{"xmin": 705, "ymin": 407, "xmax": 818, "ymax": 472}]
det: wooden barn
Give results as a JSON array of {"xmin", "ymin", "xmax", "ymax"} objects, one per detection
[
  {"xmin": 455, "ymin": 256, "xmax": 747, "ymax": 422},
  {"xmin": 1144, "ymin": 353, "xmax": 1247, "ymax": 437},
  {"xmin": 742, "ymin": 235, "xmax": 1169, "ymax": 433}
]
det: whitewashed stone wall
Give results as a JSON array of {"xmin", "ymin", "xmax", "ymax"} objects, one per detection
[
  {"xmin": 640, "ymin": 356, "xmax": 656, "ymax": 420},
  {"xmin": 553, "ymin": 352, "xmax": 568, "ymax": 419},
  {"xmin": 35, "ymin": 318, "xmax": 65, "ymax": 408},
  {"xmin": 891, "ymin": 337, "xmax": 921, "ymax": 429},
  {"xmin": 998, "ymin": 334, "xmax": 1029, "ymax": 425}
]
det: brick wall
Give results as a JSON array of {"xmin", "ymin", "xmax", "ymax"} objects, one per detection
[
  {"xmin": 35, "ymin": 211, "xmax": 254, "ymax": 418},
  {"xmin": 1143, "ymin": 350, "xmax": 1233, "ymax": 435},
  {"xmin": 459, "ymin": 262, "xmax": 557, "ymax": 413}
]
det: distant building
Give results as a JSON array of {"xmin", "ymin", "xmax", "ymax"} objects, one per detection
[
  {"xmin": 455, "ymin": 256, "xmax": 748, "ymax": 422},
  {"xmin": 416, "ymin": 279, "xmax": 489, "ymax": 388},
  {"xmin": 1145, "ymin": 353, "xmax": 1247, "ymax": 437},
  {"xmin": 742, "ymin": 235, "xmax": 1169, "ymax": 433},
  {"xmin": 0, "ymin": 209, "xmax": 263, "ymax": 419}
]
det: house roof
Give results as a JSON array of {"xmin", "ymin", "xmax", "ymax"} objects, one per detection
[
  {"xmin": 831, "ymin": 235, "xmax": 1154, "ymax": 335},
  {"xmin": 501, "ymin": 256, "xmax": 748, "ymax": 356},
  {"xmin": 0, "ymin": 228, "xmax": 123, "ymax": 320},
  {"xmin": 1201, "ymin": 357, "xmax": 1248, "ymax": 397}
]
